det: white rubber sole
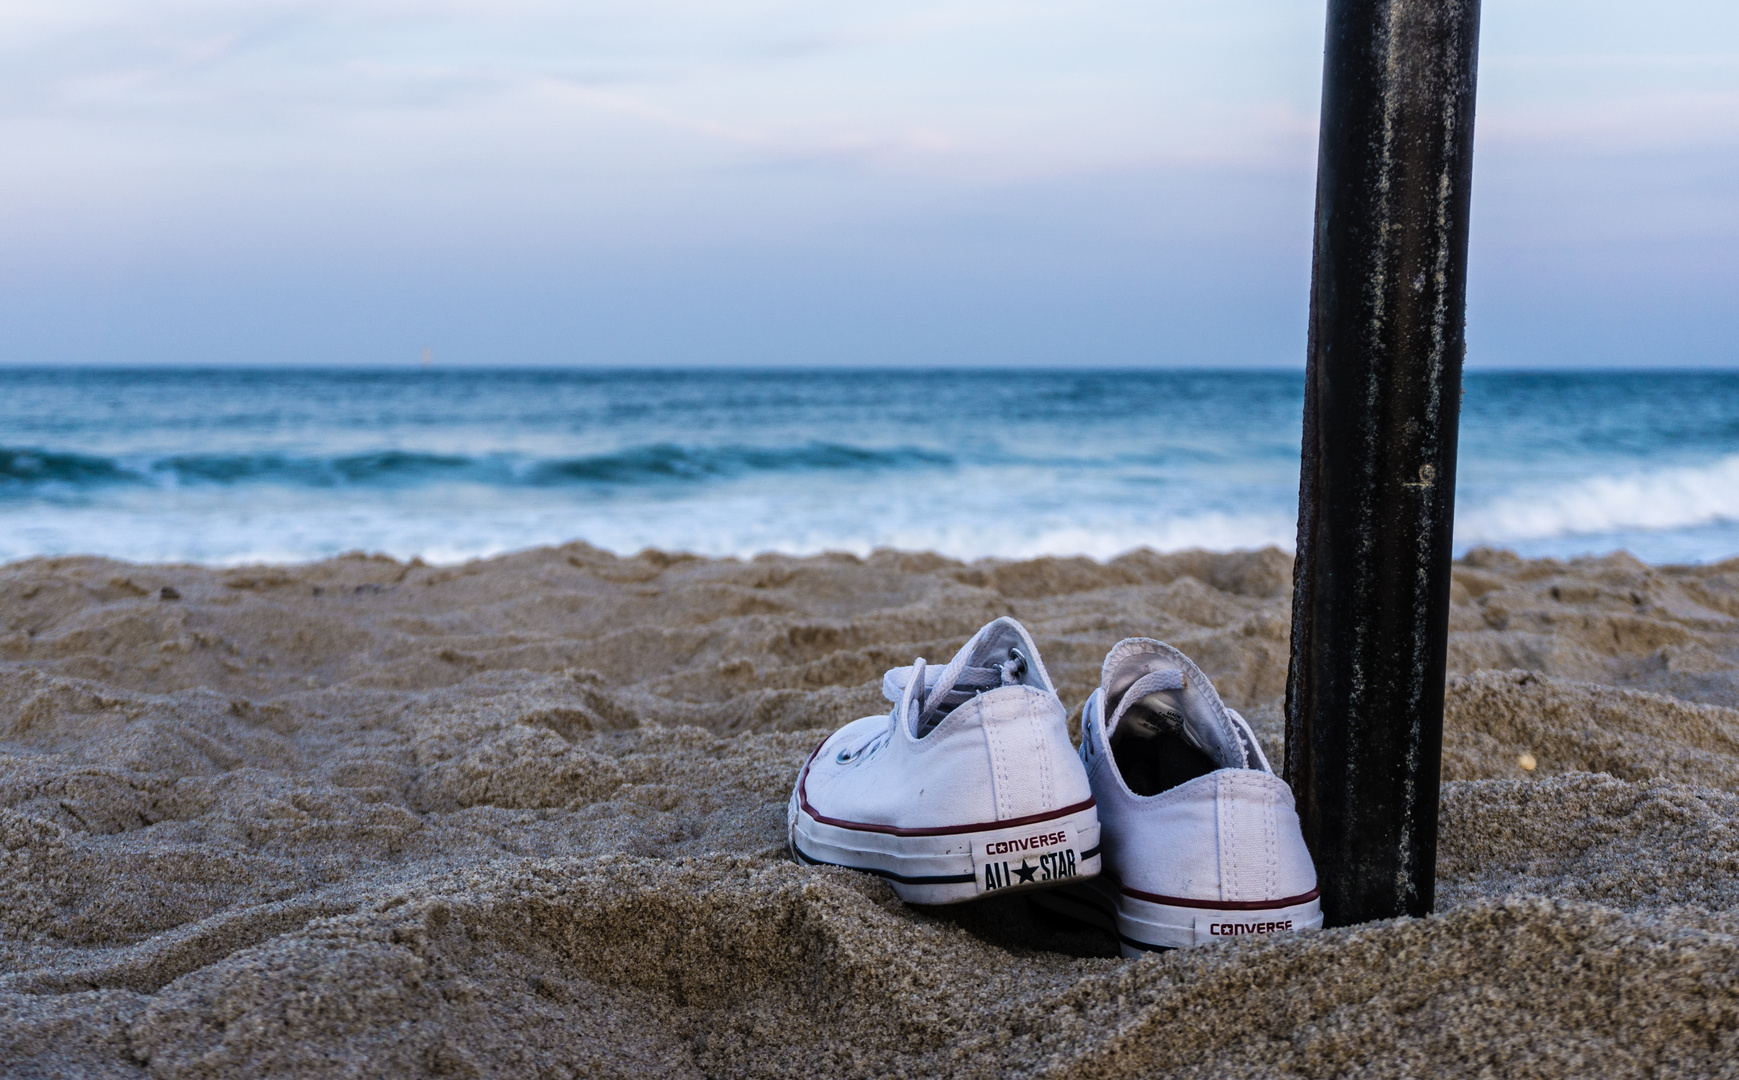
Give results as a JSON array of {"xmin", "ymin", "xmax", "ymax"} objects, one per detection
[
  {"xmin": 1033, "ymin": 875, "xmax": 1322, "ymax": 956},
  {"xmin": 789, "ymin": 796, "xmax": 1102, "ymax": 906}
]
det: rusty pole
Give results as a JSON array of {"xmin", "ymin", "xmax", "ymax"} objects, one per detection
[{"xmin": 1285, "ymin": 0, "xmax": 1482, "ymax": 926}]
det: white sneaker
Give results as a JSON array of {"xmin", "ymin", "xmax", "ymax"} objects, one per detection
[
  {"xmin": 789, "ymin": 617, "xmax": 1102, "ymax": 905},
  {"xmin": 1036, "ymin": 637, "xmax": 1321, "ymax": 954}
]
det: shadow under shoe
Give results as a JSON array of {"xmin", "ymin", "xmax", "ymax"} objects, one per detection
[{"xmin": 909, "ymin": 893, "xmax": 1122, "ymax": 960}]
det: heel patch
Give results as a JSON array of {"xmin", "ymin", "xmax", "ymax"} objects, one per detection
[
  {"xmin": 973, "ymin": 825, "xmax": 1082, "ymax": 894},
  {"xmin": 1193, "ymin": 913, "xmax": 1301, "ymax": 944}
]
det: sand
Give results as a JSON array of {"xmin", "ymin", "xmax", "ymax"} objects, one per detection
[{"xmin": 2, "ymin": 542, "xmax": 1738, "ymax": 1078}]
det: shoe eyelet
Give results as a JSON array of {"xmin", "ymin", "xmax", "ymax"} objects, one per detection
[{"xmin": 837, "ymin": 735, "xmax": 887, "ymax": 765}]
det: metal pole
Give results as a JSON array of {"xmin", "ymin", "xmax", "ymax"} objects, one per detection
[{"xmin": 1285, "ymin": 0, "xmax": 1481, "ymax": 926}]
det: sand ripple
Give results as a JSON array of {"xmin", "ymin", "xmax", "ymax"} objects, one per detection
[{"xmin": 3, "ymin": 543, "xmax": 1738, "ymax": 1076}]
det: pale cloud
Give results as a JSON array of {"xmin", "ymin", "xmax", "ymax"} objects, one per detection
[
  {"xmin": 0, "ymin": 0, "xmax": 1732, "ymax": 365},
  {"xmin": 0, "ymin": 2, "xmax": 1318, "ymax": 169}
]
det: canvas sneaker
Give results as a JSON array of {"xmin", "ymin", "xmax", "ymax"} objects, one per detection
[
  {"xmin": 788, "ymin": 617, "xmax": 1102, "ymax": 905},
  {"xmin": 1035, "ymin": 637, "xmax": 1321, "ymax": 954}
]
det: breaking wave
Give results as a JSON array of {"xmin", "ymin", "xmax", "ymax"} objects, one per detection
[
  {"xmin": 5, "ymin": 369, "xmax": 1737, "ymax": 566},
  {"xmin": 1458, "ymin": 455, "xmax": 1739, "ymax": 543},
  {"xmin": 0, "ymin": 442, "xmax": 955, "ymax": 495}
]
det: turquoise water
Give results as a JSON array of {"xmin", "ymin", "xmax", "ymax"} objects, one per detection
[{"xmin": 3, "ymin": 368, "xmax": 1737, "ymax": 565}]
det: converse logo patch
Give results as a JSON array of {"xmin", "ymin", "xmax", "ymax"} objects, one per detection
[
  {"xmin": 974, "ymin": 826, "xmax": 1080, "ymax": 893},
  {"xmin": 1193, "ymin": 915, "xmax": 1296, "ymax": 945}
]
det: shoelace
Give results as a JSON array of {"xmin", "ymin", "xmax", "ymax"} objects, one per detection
[
  {"xmin": 843, "ymin": 648, "xmax": 1035, "ymax": 760},
  {"xmin": 914, "ymin": 648, "xmax": 1027, "ymax": 732}
]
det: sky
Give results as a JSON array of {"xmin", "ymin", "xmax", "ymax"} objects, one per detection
[{"xmin": 0, "ymin": 0, "xmax": 1734, "ymax": 369}]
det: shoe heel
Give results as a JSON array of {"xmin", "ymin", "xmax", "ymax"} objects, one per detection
[
  {"xmin": 792, "ymin": 801, "xmax": 1102, "ymax": 906},
  {"xmin": 1110, "ymin": 885, "xmax": 1323, "ymax": 956}
]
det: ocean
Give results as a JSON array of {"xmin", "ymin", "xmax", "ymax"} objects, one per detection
[{"xmin": 3, "ymin": 368, "xmax": 1737, "ymax": 567}]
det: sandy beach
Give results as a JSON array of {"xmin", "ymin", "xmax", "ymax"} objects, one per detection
[{"xmin": 3, "ymin": 542, "xmax": 1738, "ymax": 1077}]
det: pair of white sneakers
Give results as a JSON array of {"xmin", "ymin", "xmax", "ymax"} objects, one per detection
[{"xmin": 788, "ymin": 617, "xmax": 1321, "ymax": 955}]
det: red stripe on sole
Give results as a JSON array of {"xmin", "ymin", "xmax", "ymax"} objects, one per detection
[
  {"xmin": 1115, "ymin": 878, "xmax": 1320, "ymax": 911},
  {"xmin": 796, "ymin": 741, "xmax": 1097, "ymax": 837}
]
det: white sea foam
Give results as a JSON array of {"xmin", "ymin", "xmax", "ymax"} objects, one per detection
[
  {"xmin": 6, "ymin": 370, "xmax": 1738, "ymax": 568},
  {"xmin": 0, "ymin": 484, "xmax": 1301, "ymax": 567},
  {"xmin": 1457, "ymin": 455, "xmax": 1739, "ymax": 544},
  {"xmin": 14, "ymin": 454, "xmax": 1739, "ymax": 567}
]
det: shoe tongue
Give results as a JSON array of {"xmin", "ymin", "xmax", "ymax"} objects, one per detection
[{"xmin": 1106, "ymin": 667, "xmax": 1247, "ymax": 770}]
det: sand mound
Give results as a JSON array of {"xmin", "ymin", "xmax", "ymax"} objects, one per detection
[{"xmin": 3, "ymin": 543, "xmax": 1738, "ymax": 1076}]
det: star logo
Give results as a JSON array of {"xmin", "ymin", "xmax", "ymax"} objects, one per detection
[{"xmin": 1012, "ymin": 860, "xmax": 1038, "ymax": 884}]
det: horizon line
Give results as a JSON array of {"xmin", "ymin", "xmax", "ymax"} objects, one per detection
[{"xmin": 2, "ymin": 362, "xmax": 1738, "ymax": 376}]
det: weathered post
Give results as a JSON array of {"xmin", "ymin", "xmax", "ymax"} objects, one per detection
[{"xmin": 1285, "ymin": 0, "xmax": 1481, "ymax": 926}]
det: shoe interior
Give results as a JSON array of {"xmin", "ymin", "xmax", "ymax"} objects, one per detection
[
  {"xmin": 1103, "ymin": 653, "xmax": 1244, "ymax": 796},
  {"xmin": 1107, "ymin": 695, "xmax": 1219, "ymax": 797}
]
